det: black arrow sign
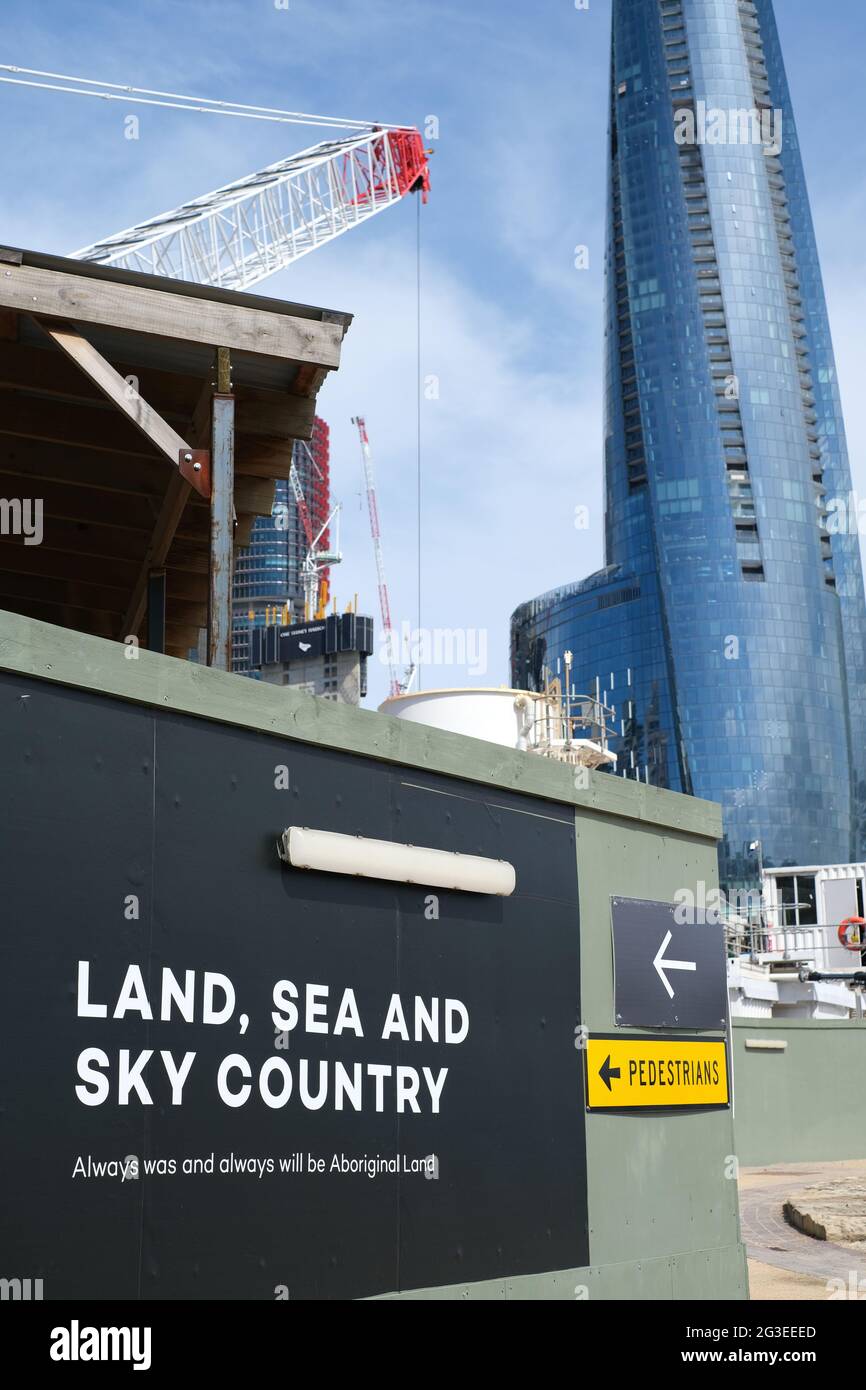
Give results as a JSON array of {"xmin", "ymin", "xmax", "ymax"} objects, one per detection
[{"xmin": 598, "ymin": 1054, "xmax": 621, "ymax": 1091}]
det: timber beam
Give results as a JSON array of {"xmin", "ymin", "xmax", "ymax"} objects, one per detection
[
  {"xmin": 35, "ymin": 320, "xmax": 210, "ymax": 498},
  {"xmin": 0, "ymin": 260, "xmax": 342, "ymax": 366}
]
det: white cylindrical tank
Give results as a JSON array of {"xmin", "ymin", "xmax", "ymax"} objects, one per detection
[
  {"xmin": 379, "ymin": 688, "xmax": 536, "ymax": 750},
  {"xmin": 379, "ymin": 687, "xmax": 618, "ymax": 769}
]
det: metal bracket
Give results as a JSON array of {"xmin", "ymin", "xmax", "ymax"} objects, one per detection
[{"xmin": 179, "ymin": 448, "xmax": 210, "ymax": 498}]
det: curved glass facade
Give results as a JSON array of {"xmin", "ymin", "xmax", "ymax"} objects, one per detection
[{"xmin": 512, "ymin": 0, "xmax": 866, "ymax": 888}]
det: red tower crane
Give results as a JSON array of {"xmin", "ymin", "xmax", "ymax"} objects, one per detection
[{"xmin": 352, "ymin": 416, "xmax": 406, "ymax": 697}]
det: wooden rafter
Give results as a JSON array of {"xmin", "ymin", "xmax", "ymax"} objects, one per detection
[{"xmin": 36, "ymin": 321, "xmax": 210, "ymax": 497}]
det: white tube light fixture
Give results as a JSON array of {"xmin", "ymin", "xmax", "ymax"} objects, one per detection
[{"xmin": 278, "ymin": 826, "xmax": 516, "ymax": 897}]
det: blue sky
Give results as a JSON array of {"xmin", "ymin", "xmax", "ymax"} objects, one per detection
[{"xmin": 1, "ymin": 0, "xmax": 865, "ymax": 705}]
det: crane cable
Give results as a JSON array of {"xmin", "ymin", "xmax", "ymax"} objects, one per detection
[
  {"xmin": 0, "ymin": 64, "xmax": 405, "ymax": 132},
  {"xmin": 416, "ymin": 192, "xmax": 423, "ymax": 693}
]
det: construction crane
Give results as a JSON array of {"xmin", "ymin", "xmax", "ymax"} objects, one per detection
[
  {"xmin": 288, "ymin": 457, "xmax": 340, "ymax": 621},
  {"xmin": 0, "ymin": 69, "xmax": 427, "ymax": 676},
  {"xmin": 301, "ymin": 501, "xmax": 342, "ymax": 624},
  {"xmin": 70, "ymin": 127, "xmax": 429, "ymax": 288},
  {"xmin": 0, "ymin": 69, "xmax": 430, "ymax": 287},
  {"xmin": 352, "ymin": 416, "xmax": 412, "ymax": 698},
  {"xmin": 59, "ymin": 81, "xmax": 428, "ymax": 664},
  {"xmin": 288, "ymin": 459, "xmax": 314, "ymax": 548}
]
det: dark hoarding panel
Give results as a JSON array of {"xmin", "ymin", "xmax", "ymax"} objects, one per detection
[
  {"xmin": 0, "ymin": 683, "xmax": 156, "ymax": 1301},
  {"xmin": 146, "ymin": 716, "xmax": 401, "ymax": 1301},
  {"xmin": 0, "ymin": 671, "xmax": 587, "ymax": 1300},
  {"xmin": 393, "ymin": 780, "xmax": 580, "ymax": 1290}
]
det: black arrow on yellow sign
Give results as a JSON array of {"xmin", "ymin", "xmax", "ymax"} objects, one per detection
[
  {"xmin": 599, "ymin": 1054, "xmax": 621, "ymax": 1091},
  {"xmin": 586, "ymin": 1038, "xmax": 730, "ymax": 1110}
]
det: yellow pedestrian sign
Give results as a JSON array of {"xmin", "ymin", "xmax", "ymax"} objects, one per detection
[{"xmin": 585, "ymin": 1036, "xmax": 729, "ymax": 1110}]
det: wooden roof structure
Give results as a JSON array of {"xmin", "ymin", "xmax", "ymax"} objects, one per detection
[{"xmin": 0, "ymin": 246, "xmax": 351, "ymax": 663}]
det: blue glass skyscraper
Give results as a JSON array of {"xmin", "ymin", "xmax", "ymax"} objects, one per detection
[{"xmin": 511, "ymin": 0, "xmax": 866, "ymax": 887}]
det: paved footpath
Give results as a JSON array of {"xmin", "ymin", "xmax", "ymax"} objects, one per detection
[{"xmin": 739, "ymin": 1161, "xmax": 866, "ymax": 1290}]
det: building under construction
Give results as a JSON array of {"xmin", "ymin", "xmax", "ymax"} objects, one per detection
[
  {"xmin": 231, "ymin": 416, "xmax": 331, "ymax": 674},
  {"xmin": 0, "ymin": 246, "xmax": 349, "ymax": 664}
]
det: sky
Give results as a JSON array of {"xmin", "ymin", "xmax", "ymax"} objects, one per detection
[{"xmin": 1, "ymin": 0, "xmax": 865, "ymax": 706}]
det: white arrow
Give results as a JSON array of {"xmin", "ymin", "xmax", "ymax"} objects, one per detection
[
  {"xmin": 299, "ymin": 642, "xmax": 311, "ymax": 652},
  {"xmin": 653, "ymin": 930, "xmax": 696, "ymax": 999}
]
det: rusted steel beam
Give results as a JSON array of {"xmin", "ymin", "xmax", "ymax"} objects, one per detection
[{"xmin": 207, "ymin": 390, "xmax": 235, "ymax": 671}]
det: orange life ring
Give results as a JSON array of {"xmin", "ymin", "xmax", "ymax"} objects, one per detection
[{"xmin": 838, "ymin": 916, "xmax": 866, "ymax": 950}]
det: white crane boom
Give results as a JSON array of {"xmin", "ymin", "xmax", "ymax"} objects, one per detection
[
  {"xmin": 69, "ymin": 127, "xmax": 429, "ymax": 290},
  {"xmin": 301, "ymin": 502, "xmax": 342, "ymax": 623},
  {"xmin": 287, "ymin": 455, "xmax": 340, "ymax": 620}
]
